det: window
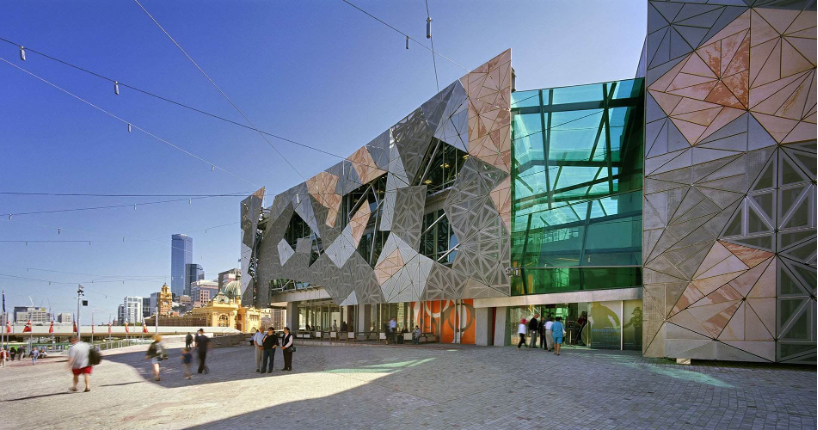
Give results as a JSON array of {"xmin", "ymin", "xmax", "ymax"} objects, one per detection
[{"xmin": 421, "ymin": 209, "xmax": 458, "ymax": 265}]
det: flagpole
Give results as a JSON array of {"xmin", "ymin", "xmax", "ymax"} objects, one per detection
[{"xmin": 91, "ymin": 313, "xmax": 94, "ymax": 344}]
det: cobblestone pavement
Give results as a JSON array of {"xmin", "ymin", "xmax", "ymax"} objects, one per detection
[{"xmin": 0, "ymin": 341, "xmax": 814, "ymax": 430}]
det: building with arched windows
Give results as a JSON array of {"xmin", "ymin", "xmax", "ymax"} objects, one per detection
[{"xmin": 189, "ymin": 280, "xmax": 264, "ymax": 333}]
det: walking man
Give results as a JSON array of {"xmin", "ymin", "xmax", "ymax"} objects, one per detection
[
  {"xmin": 260, "ymin": 327, "xmax": 278, "ymax": 374},
  {"xmin": 194, "ymin": 328, "xmax": 210, "ymax": 374},
  {"xmin": 31, "ymin": 347, "xmax": 40, "ymax": 365},
  {"xmin": 388, "ymin": 317, "xmax": 397, "ymax": 344},
  {"xmin": 528, "ymin": 314, "xmax": 539, "ymax": 348},
  {"xmin": 0, "ymin": 348, "xmax": 6, "ymax": 367},
  {"xmin": 185, "ymin": 332, "xmax": 193, "ymax": 349},
  {"xmin": 253, "ymin": 328, "xmax": 264, "ymax": 372},
  {"xmin": 544, "ymin": 315, "xmax": 554, "ymax": 351},
  {"xmin": 67, "ymin": 335, "xmax": 92, "ymax": 392}
]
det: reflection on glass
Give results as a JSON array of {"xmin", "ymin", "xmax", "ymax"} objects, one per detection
[{"xmin": 510, "ymin": 78, "xmax": 644, "ymax": 296}]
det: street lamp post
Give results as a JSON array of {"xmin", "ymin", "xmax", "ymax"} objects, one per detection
[{"xmin": 76, "ymin": 285, "xmax": 84, "ymax": 339}]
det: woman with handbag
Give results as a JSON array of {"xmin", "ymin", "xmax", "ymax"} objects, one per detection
[
  {"xmin": 281, "ymin": 327, "xmax": 295, "ymax": 371},
  {"xmin": 146, "ymin": 334, "xmax": 167, "ymax": 381}
]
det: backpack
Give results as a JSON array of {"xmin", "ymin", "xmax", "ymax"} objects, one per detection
[{"xmin": 89, "ymin": 348, "xmax": 102, "ymax": 366}]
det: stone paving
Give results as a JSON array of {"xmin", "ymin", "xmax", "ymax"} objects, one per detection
[{"xmin": 0, "ymin": 341, "xmax": 815, "ymax": 429}]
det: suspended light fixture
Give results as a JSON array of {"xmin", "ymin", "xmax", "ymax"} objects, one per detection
[
  {"xmin": 122, "ymin": 237, "xmax": 125, "ymax": 242},
  {"xmin": 114, "ymin": 81, "xmax": 120, "ymax": 95},
  {"xmin": 58, "ymin": 227, "xmax": 61, "ymax": 234},
  {"xmin": 133, "ymin": 205, "xmax": 136, "ymax": 210},
  {"xmin": 426, "ymin": 17, "xmax": 432, "ymax": 39},
  {"xmin": 8, "ymin": 214, "xmax": 11, "ymax": 220},
  {"xmin": 19, "ymin": 46, "xmax": 25, "ymax": 61},
  {"xmin": 189, "ymin": 198, "xmax": 192, "ymax": 205},
  {"xmin": 406, "ymin": 36, "xmax": 410, "ymax": 50},
  {"xmin": 211, "ymin": 165, "xmax": 215, "ymax": 172},
  {"xmin": 128, "ymin": 123, "xmax": 132, "ymax": 133}
]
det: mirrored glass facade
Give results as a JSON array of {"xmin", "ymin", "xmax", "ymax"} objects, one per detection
[{"xmin": 510, "ymin": 79, "xmax": 645, "ymax": 295}]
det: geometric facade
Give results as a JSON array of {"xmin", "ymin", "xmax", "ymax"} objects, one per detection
[
  {"xmin": 644, "ymin": 0, "xmax": 816, "ymax": 363},
  {"xmin": 244, "ymin": 50, "xmax": 513, "ymax": 307}
]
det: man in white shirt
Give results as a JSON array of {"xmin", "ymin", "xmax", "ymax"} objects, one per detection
[
  {"xmin": 253, "ymin": 329, "xmax": 265, "ymax": 373},
  {"xmin": 544, "ymin": 316, "xmax": 555, "ymax": 352},
  {"xmin": 67, "ymin": 336, "xmax": 92, "ymax": 392},
  {"xmin": 387, "ymin": 318, "xmax": 397, "ymax": 344}
]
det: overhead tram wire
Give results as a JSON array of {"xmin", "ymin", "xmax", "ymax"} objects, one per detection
[
  {"xmin": 424, "ymin": 0, "xmax": 440, "ymax": 92},
  {"xmin": 0, "ymin": 36, "xmax": 456, "ymax": 174},
  {"xmin": 4, "ymin": 195, "xmax": 239, "ymax": 218},
  {"xmin": 133, "ymin": 0, "xmax": 305, "ymax": 181},
  {"xmin": 0, "ymin": 219, "xmax": 240, "ymax": 251},
  {"xmin": 0, "ymin": 191, "xmax": 251, "ymax": 197},
  {"xmin": 0, "ymin": 56, "xmax": 261, "ymax": 189},
  {"xmin": 340, "ymin": 0, "xmax": 467, "ymax": 72},
  {"xmin": 0, "ymin": 36, "xmax": 382, "ymax": 173}
]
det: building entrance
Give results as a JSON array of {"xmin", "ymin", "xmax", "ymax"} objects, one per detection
[{"xmin": 506, "ymin": 299, "xmax": 642, "ymax": 350}]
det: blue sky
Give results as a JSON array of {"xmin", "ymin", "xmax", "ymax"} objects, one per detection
[{"xmin": 0, "ymin": 0, "xmax": 646, "ymax": 322}]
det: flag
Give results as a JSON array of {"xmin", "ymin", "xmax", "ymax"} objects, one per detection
[
  {"xmin": 73, "ymin": 320, "xmax": 77, "ymax": 334},
  {"xmin": 125, "ymin": 322, "xmax": 129, "ymax": 333},
  {"xmin": 48, "ymin": 321, "xmax": 54, "ymax": 334},
  {"xmin": 142, "ymin": 323, "xmax": 148, "ymax": 334},
  {"xmin": 1, "ymin": 290, "xmax": 5, "ymax": 314},
  {"xmin": 4, "ymin": 318, "xmax": 10, "ymax": 334},
  {"xmin": 23, "ymin": 319, "xmax": 32, "ymax": 333}
]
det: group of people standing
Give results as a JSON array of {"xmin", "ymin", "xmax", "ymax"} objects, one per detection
[
  {"xmin": 0, "ymin": 346, "xmax": 47, "ymax": 366},
  {"xmin": 517, "ymin": 313, "xmax": 566, "ymax": 355},
  {"xmin": 252, "ymin": 326, "xmax": 294, "ymax": 373}
]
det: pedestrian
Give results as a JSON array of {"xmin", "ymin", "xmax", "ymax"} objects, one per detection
[
  {"xmin": 517, "ymin": 318, "xmax": 527, "ymax": 349},
  {"xmin": 551, "ymin": 317, "xmax": 565, "ymax": 356},
  {"xmin": 544, "ymin": 315, "xmax": 554, "ymax": 352},
  {"xmin": 194, "ymin": 328, "xmax": 210, "ymax": 374},
  {"xmin": 252, "ymin": 328, "xmax": 264, "ymax": 373},
  {"xmin": 281, "ymin": 326, "xmax": 294, "ymax": 371},
  {"xmin": 18, "ymin": 346, "xmax": 25, "ymax": 359},
  {"xmin": 387, "ymin": 317, "xmax": 397, "ymax": 344},
  {"xmin": 539, "ymin": 317, "xmax": 547, "ymax": 350},
  {"xmin": 261, "ymin": 327, "xmax": 278, "ymax": 374},
  {"xmin": 67, "ymin": 335, "xmax": 92, "ymax": 392},
  {"xmin": 577, "ymin": 311, "xmax": 588, "ymax": 346},
  {"xmin": 412, "ymin": 325, "xmax": 421, "ymax": 345},
  {"xmin": 340, "ymin": 321, "xmax": 348, "ymax": 332},
  {"xmin": 146, "ymin": 334, "xmax": 167, "ymax": 381},
  {"xmin": 332, "ymin": 320, "xmax": 338, "ymax": 332},
  {"xmin": 185, "ymin": 332, "xmax": 193, "ymax": 349},
  {"xmin": 0, "ymin": 348, "xmax": 6, "ymax": 367},
  {"xmin": 181, "ymin": 347, "xmax": 193, "ymax": 380},
  {"xmin": 9, "ymin": 346, "xmax": 16, "ymax": 362},
  {"xmin": 528, "ymin": 314, "xmax": 539, "ymax": 348},
  {"xmin": 31, "ymin": 348, "xmax": 40, "ymax": 365}
]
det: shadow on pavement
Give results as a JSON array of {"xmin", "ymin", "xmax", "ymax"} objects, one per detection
[{"xmin": 3, "ymin": 392, "xmax": 72, "ymax": 402}]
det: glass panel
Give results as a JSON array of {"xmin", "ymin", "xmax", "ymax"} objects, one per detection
[
  {"xmin": 623, "ymin": 299, "xmax": 642, "ymax": 350},
  {"xmin": 511, "ymin": 78, "xmax": 644, "ymax": 296},
  {"xmin": 612, "ymin": 79, "xmax": 642, "ymax": 99},
  {"xmin": 549, "ymin": 110, "xmax": 604, "ymax": 162},
  {"xmin": 552, "ymin": 83, "xmax": 605, "ymax": 104},
  {"xmin": 587, "ymin": 301, "xmax": 621, "ymax": 349},
  {"xmin": 511, "ymin": 90, "xmax": 540, "ymax": 108}
]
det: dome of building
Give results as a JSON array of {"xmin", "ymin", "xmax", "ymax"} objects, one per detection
[{"xmin": 223, "ymin": 280, "xmax": 242, "ymax": 301}]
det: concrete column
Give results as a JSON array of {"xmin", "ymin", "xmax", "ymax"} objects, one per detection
[
  {"xmin": 357, "ymin": 304, "xmax": 371, "ymax": 334},
  {"xmin": 286, "ymin": 301, "xmax": 299, "ymax": 332},
  {"xmin": 475, "ymin": 307, "xmax": 493, "ymax": 346},
  {"xmin": 493, "ymin": 306, "xmax": 507, "ymax": 347}
]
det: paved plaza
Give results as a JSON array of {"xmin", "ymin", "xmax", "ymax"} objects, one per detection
[{"xmin": 0, "ymin": 342, "xmax": 815, "ymax": 429}]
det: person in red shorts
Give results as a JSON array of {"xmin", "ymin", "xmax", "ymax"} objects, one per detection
[{"xmin": 68, "ymin": 335, "xmax": 92, "ymax": 392}]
